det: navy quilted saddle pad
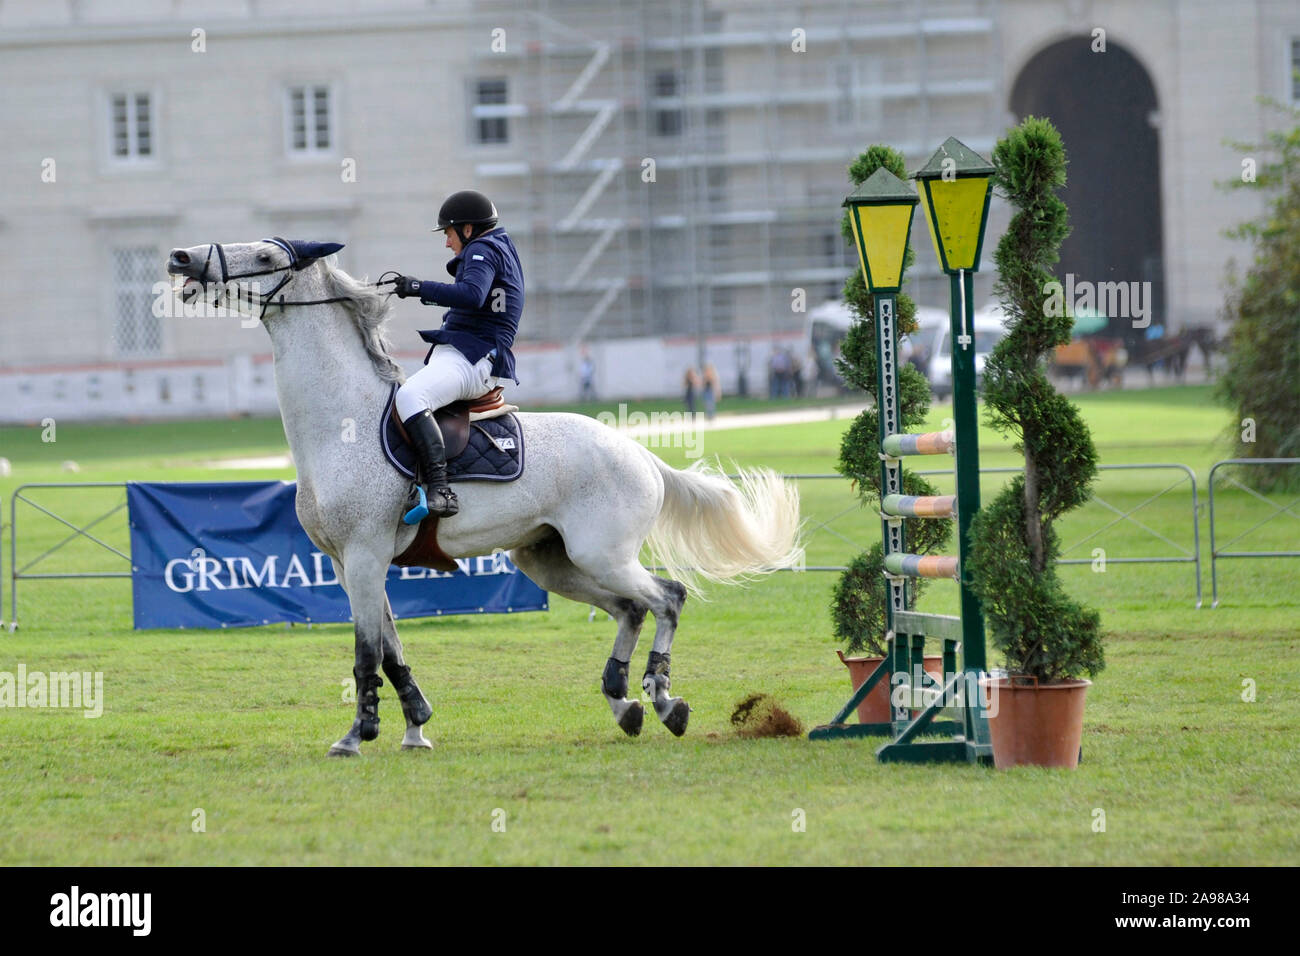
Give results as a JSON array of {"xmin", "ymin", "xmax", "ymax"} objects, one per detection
[{"xmin": 381, "ymin": 388, "xmax": 525, "ymax": 484}]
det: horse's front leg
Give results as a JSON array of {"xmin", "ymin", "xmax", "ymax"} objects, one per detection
[
  {"xmin": 328, "ymin": 550, "xmax": 389, "ymax": 757},
  {"xmin": 380, "ymin": 594, "xmax": 434, "ymax": 750}
]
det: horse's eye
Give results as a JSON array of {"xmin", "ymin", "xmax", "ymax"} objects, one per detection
[{"xmin": 257, "ymin": 253, "xmax": 272, "ymax": 264}]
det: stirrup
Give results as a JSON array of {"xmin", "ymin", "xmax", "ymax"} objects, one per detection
[{"xmin": 403, "ymin": 486, "xmax": 429, "ymax": 525}]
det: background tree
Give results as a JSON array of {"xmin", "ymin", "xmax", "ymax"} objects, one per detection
[
  {"xmin": 830, "ymin": 145, "xmax": 951, "ymax": 655},
  {"xmin": 965, "ymin": 116, "xmax": 1103, "ymax": 682},
  {"xmin": 1219, "ymin": 100, "xmax": 1300, "ymax": 492}
]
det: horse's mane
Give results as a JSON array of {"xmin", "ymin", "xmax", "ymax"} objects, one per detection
[{"xmin": 320, "ymin": 259, "xmax": 406, "ymax": 384}]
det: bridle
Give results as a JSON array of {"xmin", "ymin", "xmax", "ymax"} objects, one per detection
[{"xmin": 193, "ymin": 237, "xmax": 396, "ymax": 321}]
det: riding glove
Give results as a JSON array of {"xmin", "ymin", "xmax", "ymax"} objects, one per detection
[{"xmin": 392, "ymin": 275, "xmax": 423, "ymax": 299}]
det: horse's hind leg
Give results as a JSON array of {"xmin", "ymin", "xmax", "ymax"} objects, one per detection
[
  {"xmin": 511, "ymin": 536, "xmax": 648, "ymax": 737},
  {"xmin": 574, "ymin": 555, "xmax": 691, "ymax": 737},
  {"xmin": 380, "ymin": 595, "xmax": 434, "ymax": 751},
  {"xmin": 599, "ymin": 597, "xmax": 649, "ymax": 737},
  {"xmin": 640, "ymin": 578, "xmax": 690, "ymax": 736}
]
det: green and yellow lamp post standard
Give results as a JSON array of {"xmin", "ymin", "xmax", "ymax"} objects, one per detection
[
  {"xmin": 842, "ymin": 168, "xmax": 919, "ymax": 658},
  {"xmin": 913, "ymin": 137, "xmax": 994, "ymax": 678},
  {"xmin": 812, "ymin": 142, "xmax": 995, "ymax": 763}
]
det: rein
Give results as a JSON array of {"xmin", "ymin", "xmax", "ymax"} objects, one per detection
[{"xmin": 195, "ymin": 240, "xmax": 397, "ymax": 321}]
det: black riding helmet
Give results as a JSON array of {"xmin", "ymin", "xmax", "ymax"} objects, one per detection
[{"xmin": 435, "ymin": 190, "xmax": 499, "ymax": 242}]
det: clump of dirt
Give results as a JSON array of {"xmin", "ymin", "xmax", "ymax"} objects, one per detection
[{"xmin": 730, "ymin": 693, "xmax": 804, "ymax": 738}]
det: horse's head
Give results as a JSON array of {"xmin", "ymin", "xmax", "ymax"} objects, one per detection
[
  {"xmin": 166, "ymin": 238, "xmax": 345, "ymax": 308},
  {"xmin": 166, "ymin": 238, "xmax": 401, "ymax": 382}
]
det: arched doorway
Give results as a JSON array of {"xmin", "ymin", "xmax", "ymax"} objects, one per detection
[{"xmin": 1010, "ymin": 38, "xmax": 1165, "ymax": 343}]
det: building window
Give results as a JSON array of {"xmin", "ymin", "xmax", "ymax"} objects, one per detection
[
  {"xmin": 113, "ymin": 246, "xmax": 162, "ymax": 357},
  {"xmin": 703, "ymin": 44, "xmax": 723, "ymax": 94},
  {"xmin": 705, "ymin": 166, "xmax": 728, "ymax": 204},
  {"xmin": 474, "ymin": 78, "xmax": 509, "ymax": 144},
  {"xmin": 831, "ymin": 60, "xmax": 881, "ymax": 132},
  {"xmin": 832, "ymin": 62, "xmax": 856, "ymax": 126},
  {"xmin": 710, "ymin": 286, "xmax": 733, "ymax": 334},
  {"xmin": 110, "ymin": 92, "xmax": 153, "ymax": 159},
  {"xmin": 653, "ymin": 70, "xmax": 682, "ymax": 136},
  {"xmin": 286, "ymin": 84, "xmax": 332, "ymax": 153}
]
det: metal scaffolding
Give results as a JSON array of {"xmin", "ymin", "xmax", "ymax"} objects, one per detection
[{"xmin": 468, "ymin": 0, "xmax": 1002, "ymax": 353}]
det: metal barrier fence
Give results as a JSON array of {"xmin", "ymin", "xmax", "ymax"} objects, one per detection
[
  {"xmin": 6, "ymin": 465, "xmax": 1207, "ymax": 628},
  {"xmin": 1208, "ymin": 458, "xmax": 1300, "ymax": 608},
  {"xmin": 8, "ymin": 483, "xmax": 132, "ymax": 631},
  {"xmin": 789, "ymin": 463, "xmax": 1202, "ymax": 606}
]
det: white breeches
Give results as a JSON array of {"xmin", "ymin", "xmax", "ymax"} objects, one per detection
[{"xmin": 395, "ymin": 344, "xmax": 500, "ymax": 422}]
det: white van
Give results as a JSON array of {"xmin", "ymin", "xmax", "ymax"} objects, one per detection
[
  {"xmin": 806, "ymin": 300, "xmax": 948, "ymax": 382},
  {"xmin": 904, "ymin": 306, "xmax": 948, "ymax": 372},
  {"xmin": 924, "ymin": 304, "xmax": 1010, "ymax": 400}
]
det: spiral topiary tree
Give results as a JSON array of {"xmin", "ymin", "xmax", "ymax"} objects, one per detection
[
  {"xmin": 830, "ymin": 145, "xmax": 951, "ymax": 656},
  {"xmin": 966, "ymin": 116, "xmax": 1104, "ymax": 682}
]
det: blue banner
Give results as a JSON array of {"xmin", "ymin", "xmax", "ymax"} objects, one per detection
[{"xmin": 127, "ymin": 481, "xmax": 547, "ymax": 630}]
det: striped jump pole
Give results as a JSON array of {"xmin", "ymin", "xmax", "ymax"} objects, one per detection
[
  {"xmin": 884, "ymin": 552, "xmax": 960, "ymax": 579},
  {"xmin": 882, "ymin": 494, "xmax": 956, "ymax": 519},
  {"xmin": 881, "ymin": 430, "xmax": 955, "ymax": 457}
]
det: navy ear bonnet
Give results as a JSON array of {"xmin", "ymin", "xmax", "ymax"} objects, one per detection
[{"xmin": 262, "ymin": 237, "xmax": 346, "ymax": 269}]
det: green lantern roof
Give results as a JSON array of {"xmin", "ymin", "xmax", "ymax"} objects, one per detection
[
  {"xmin": 913, "ymin": 136, "xmax": 995, "ymax": 180},
  {"xmin": 843, "ymin": 167, "xmax": 919, "ymax": 206}
]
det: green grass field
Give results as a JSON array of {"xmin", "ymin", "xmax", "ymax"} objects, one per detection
[{"xmin": 0, "ymin": 384, "xmax": 1297, "ymax": 865}]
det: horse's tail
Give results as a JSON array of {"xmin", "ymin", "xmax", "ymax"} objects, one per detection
[{"xmin": 644, "ymin": 456, "xmax": 804, "ymax": 596}]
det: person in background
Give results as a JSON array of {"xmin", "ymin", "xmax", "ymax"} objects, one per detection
[
  {"xmin": 769, "ymin": 348, "xmax": 791, "ymax": 399},
  {"xmin": 578, "ymin": 348, "xmax": 596, "ymax": 402},
  {"xmin": 702, "ymin": 362, "xmax": 721, "ymax": 421},
  {"xmin": 684, "ymin": 366, "xmax": 701, "ymax": 416}
]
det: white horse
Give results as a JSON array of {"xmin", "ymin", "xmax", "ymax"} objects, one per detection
[{"xmin": 167, "ymin": 239, "xmax": 803, "ymax": 756}]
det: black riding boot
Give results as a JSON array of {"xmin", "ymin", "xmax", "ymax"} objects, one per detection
[{"xmin": 402, "ymin": 409, "xmax": 458, "ymax": 523}]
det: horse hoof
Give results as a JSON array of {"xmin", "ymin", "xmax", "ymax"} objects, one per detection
[
  {"xmin": 328, "ymin": 742, "xmax": 361, "ymax": 757},
  {"xmin": 662, "ymin": 699, "xmax": 690, "ymax": 737},
  {"xmin": 618, "ymin": 700, "xmax": 644, "ymax": 737},
  {"xmin": 401, "ymin": 727, "xmax": 433, "ymax": 750}
]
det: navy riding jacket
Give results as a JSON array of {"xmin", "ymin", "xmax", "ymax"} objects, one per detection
[{"xmin": 414, "ymin": 227, "xmax": 523, "ymax": 384}]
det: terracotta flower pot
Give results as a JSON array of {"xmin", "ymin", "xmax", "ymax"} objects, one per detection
[
  {"xmin": 838, "ymin": 650, "xmax": 944, "ymax": 724},
  {"xmin": 980, "ymin": 676, "xmax": 1091, "ymax": 769}
]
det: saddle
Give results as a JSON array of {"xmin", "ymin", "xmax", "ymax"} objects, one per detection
[
  {"xmin": 390, "ymin": 386, "xmax": 509, "ymax": 458},
  {"xmin": 390, "ymin": 386, "xmax": 518, "ymax": 573}
]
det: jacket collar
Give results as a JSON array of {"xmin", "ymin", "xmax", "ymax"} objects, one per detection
[{"xmin": 447, "ymin": 227, "xmax": 504, "ymax": 271}]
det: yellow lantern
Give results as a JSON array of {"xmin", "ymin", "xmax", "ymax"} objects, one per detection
[
  {"xmin": 843, "ymin": 167, "xmax": 918, "ymax": 294},
  {"xmin": 913, "ymin": 137, "xmax": 995, "ymax": 274}
]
